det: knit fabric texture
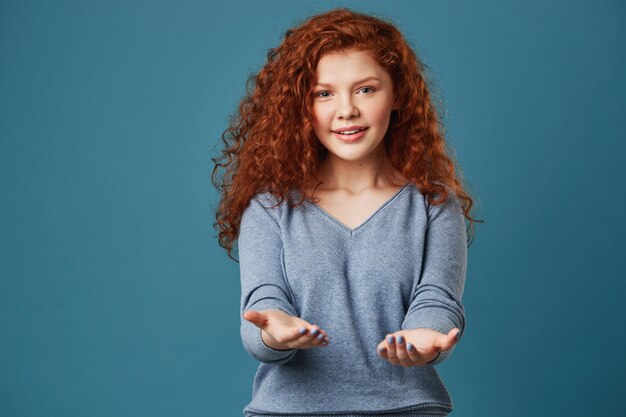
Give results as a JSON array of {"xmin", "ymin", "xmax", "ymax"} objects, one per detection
[{"xmin": 238, "ymin": 182, "xmax": 467, "ymax": 416}]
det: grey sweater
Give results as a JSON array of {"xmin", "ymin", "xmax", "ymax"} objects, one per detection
[{"xmin": 238, "ymin": 182, "xmax": 467, "ymax": 417}]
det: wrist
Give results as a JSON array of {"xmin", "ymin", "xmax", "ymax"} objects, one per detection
[
  {"xmin": 426, "ymin": 351, "xmax": 441, "ymax": 365},
  {"xmin": 261, "ymin": 329, "xmax": 292, "ymax": 351}
]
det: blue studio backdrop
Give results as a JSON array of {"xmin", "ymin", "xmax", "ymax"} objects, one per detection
[{"xmin": 1, "ymin": 1, "xmax": 625, "ymax": 416}]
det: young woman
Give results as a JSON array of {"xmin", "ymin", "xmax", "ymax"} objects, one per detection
[{"xmin": 212, "ymin": 8, "xmax": 480, "ymax": 417}]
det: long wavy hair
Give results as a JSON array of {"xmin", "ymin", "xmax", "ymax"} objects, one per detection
[{"xmin": 211, "ymin": 8, "xmax": 482, "ymax": 261}]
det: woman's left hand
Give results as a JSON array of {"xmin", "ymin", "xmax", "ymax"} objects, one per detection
[{"xmin": 376, "ymin": 328, "xmax": 460, "ymax": 367}]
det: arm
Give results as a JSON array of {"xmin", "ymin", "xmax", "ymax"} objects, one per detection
[
  {"xmin": 401, "ymin": 190, "xmax": 468, "ymax": 366},
  {"xmin": 238, "ymin": 195, "xmax": 298, "ymax": 365}
]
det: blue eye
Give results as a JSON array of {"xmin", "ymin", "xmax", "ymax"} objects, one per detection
[{"xmin": 315, "ymin": 91, "xmax": 331, "ymax": 98}]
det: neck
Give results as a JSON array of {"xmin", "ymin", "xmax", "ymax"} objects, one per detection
[{"xmin": 314, "ymin": 144, "xmax": 404, "ymax": 193}]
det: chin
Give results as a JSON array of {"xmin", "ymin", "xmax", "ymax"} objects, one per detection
[{"xmin": 328, "ymin": 149, "xmax": 375, "ymax": 162}]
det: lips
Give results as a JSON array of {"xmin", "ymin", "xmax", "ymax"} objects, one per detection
[
  {"xmin": 332, "ymin": 126, "xmax": 368, "ymax": 134},
  {"xmin": 332, "ymin": 126, "xmax": 368, "ymax": 143}
]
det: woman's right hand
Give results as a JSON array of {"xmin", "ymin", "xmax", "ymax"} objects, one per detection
[{"xmin": 243, "ymin": 309, "xmax": 330, "ymax": 350}]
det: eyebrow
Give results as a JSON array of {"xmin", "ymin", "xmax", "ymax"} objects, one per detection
[{"xmin": 314, "ymin": 76, "xmax": 383, "ymax": 88}]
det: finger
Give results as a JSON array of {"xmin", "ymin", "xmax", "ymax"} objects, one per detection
[
  {"xmin": 405, "ymin": 341, "xmax": 423, "ymax": 364},
  {"xmin": 302, "ymin": 325, "xmax": 326, "ymax": 347},
  {"xmin": 318, "ymin": 329, "xmax": 330, "ymax": 345},
  {"xmin": 450, "ymin": 328, "xmax": 461, "ymax": 343},
  {"xmin": 316, "ymin": 327, "xmax": 331, "ymax": 344},
  {"xmin": 438, "ymin": 328, "xmax": 460, "ymax": 352},
  {"xmin": 309, "ymin": 327, "xmax": 325, "ymax": 345},
  {"xmin": 243, "ymin": 310, "xmax": 266, "ymax": 328},
  {"xmin": 292, "ymin": 326, "xmax": 309, "ymax": 341},
  {"xmin": 277, "ymin": 327, "xmax": 303, "ymax": 349},
  {"xmin": 385, "ymin": 334, "xmax": 400, "ymax": 365},
  {"xmin": 313, "ymin": 331, "xmax": 327, "ymax": 345},
  {"xmin": 270, "ymin": 326, "xmax": 304, "ymax": 347},
  {"xmin": 377, "ymin": 343, "xmax": 388, "ymax": 359},
  {"xmin": 394, "ymin": 334, "xmax": 410, "ymax": 365},
  {"xmin": 312, "ymin": 326, "xmax": 329, "ymax": 340},
  {"xmin": 304, "ymin": 326, "xmax": 320, "ymax": 342},
  {"xmin": 298, "ymin": 324, "xmax": 330, "ymax": 347}
]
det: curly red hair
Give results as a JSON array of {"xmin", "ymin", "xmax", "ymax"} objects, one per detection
[{"xmin": 212, "ymin": 8, "xmax": 482, "ymax": 261}]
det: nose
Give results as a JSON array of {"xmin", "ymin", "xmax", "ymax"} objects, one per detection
[{"xmin": 336, "ymin": 95, "xmax": 359, "ymax": 119}]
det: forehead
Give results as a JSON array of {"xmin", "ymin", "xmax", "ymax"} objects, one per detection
[{"xmin": 315, "ymin": 49, "xmax": 389, "ymax": 81}]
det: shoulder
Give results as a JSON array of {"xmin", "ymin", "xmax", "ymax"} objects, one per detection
[
  {"xmin": 404, "ymin": 180, "xmax": 458, "ymax": 208},
  {"xmin": 424, "ymin": 182, "xmax": 464, "ymax": 220},
  {"xmin": 242, "ymin": 192, "xmax": 286, "ymax": 226}
]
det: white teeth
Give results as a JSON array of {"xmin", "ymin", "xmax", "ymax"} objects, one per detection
[{"xmin": 337, "ymin": 129, "xmax": 361, "ymax": 134}]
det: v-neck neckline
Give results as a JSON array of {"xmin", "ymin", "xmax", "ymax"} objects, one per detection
[{"xmin": 308, "ymin": 182, "xmax": 412, "ymax": 234}]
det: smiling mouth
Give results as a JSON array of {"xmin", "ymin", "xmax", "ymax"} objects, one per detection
[
  {"xmin": 331, "ymin": 127, "xmax": 368, "ymax": 143},
  {"xmin": 332, "ymin": 127, "xmax": 368, "ymax": 135}
]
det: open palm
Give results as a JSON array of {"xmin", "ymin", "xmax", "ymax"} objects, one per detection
[
  {"xmin": 376, "ymin": 327, "xmax": 460, "ymax": 367},
  {"xmin": 243, "ymin": 308, "xmax": 330, "ymax": 351}
]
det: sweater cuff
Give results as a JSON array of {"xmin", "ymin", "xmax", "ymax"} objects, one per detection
[{"xmin": 256, "ymin": 328, "xmax": 297, "ymax": 360}]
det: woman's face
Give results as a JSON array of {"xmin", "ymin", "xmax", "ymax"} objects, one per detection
[{"xmin": 312, "ymin": 49, "xmax": 397, "ymax": 164}]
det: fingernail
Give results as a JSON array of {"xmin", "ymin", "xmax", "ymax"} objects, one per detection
[
  {"xmin": 317, "ymin": 333, "xmax": 324, "ymax": 339},
  {"xmin": 456, "ymin": 331, "xmax": 461, "ymax": 340},
  {"xmin": 407, "ymin": 343, "xmax": 413, "ymax": 352},
  {"xmin": 298, "ymin": 327, "xmax": 307, "ymax": 334},
  {"xmin": 378, "ymin": 346, "xmax": 386, "ymax": 353},
  {"xmin": 387, "ymin": 335, "xmax": 394, "ymax": 344},
  {"xmin": 311, "ymin": 328, "xmax": 319, "ymax": 335},
  {"xmin": 396, "ymin": 335, "xmax": 404, "ymax": 344}
]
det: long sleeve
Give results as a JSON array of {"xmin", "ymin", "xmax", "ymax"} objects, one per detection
[
  {"xmin": 239, "ymin": 183, "xmax": 463, "ymax": 415},
  {"xmin": 401, "ymin": 190, "xmax": 467, "ymax": 366},
  {"xmin": 238, "ymin": 195, "xmax": 298, "ymax": 364}
]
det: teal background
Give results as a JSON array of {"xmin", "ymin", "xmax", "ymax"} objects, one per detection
[{"xmin": 1, "ymin": 0, "xmax": 625, "ymax": 416}]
